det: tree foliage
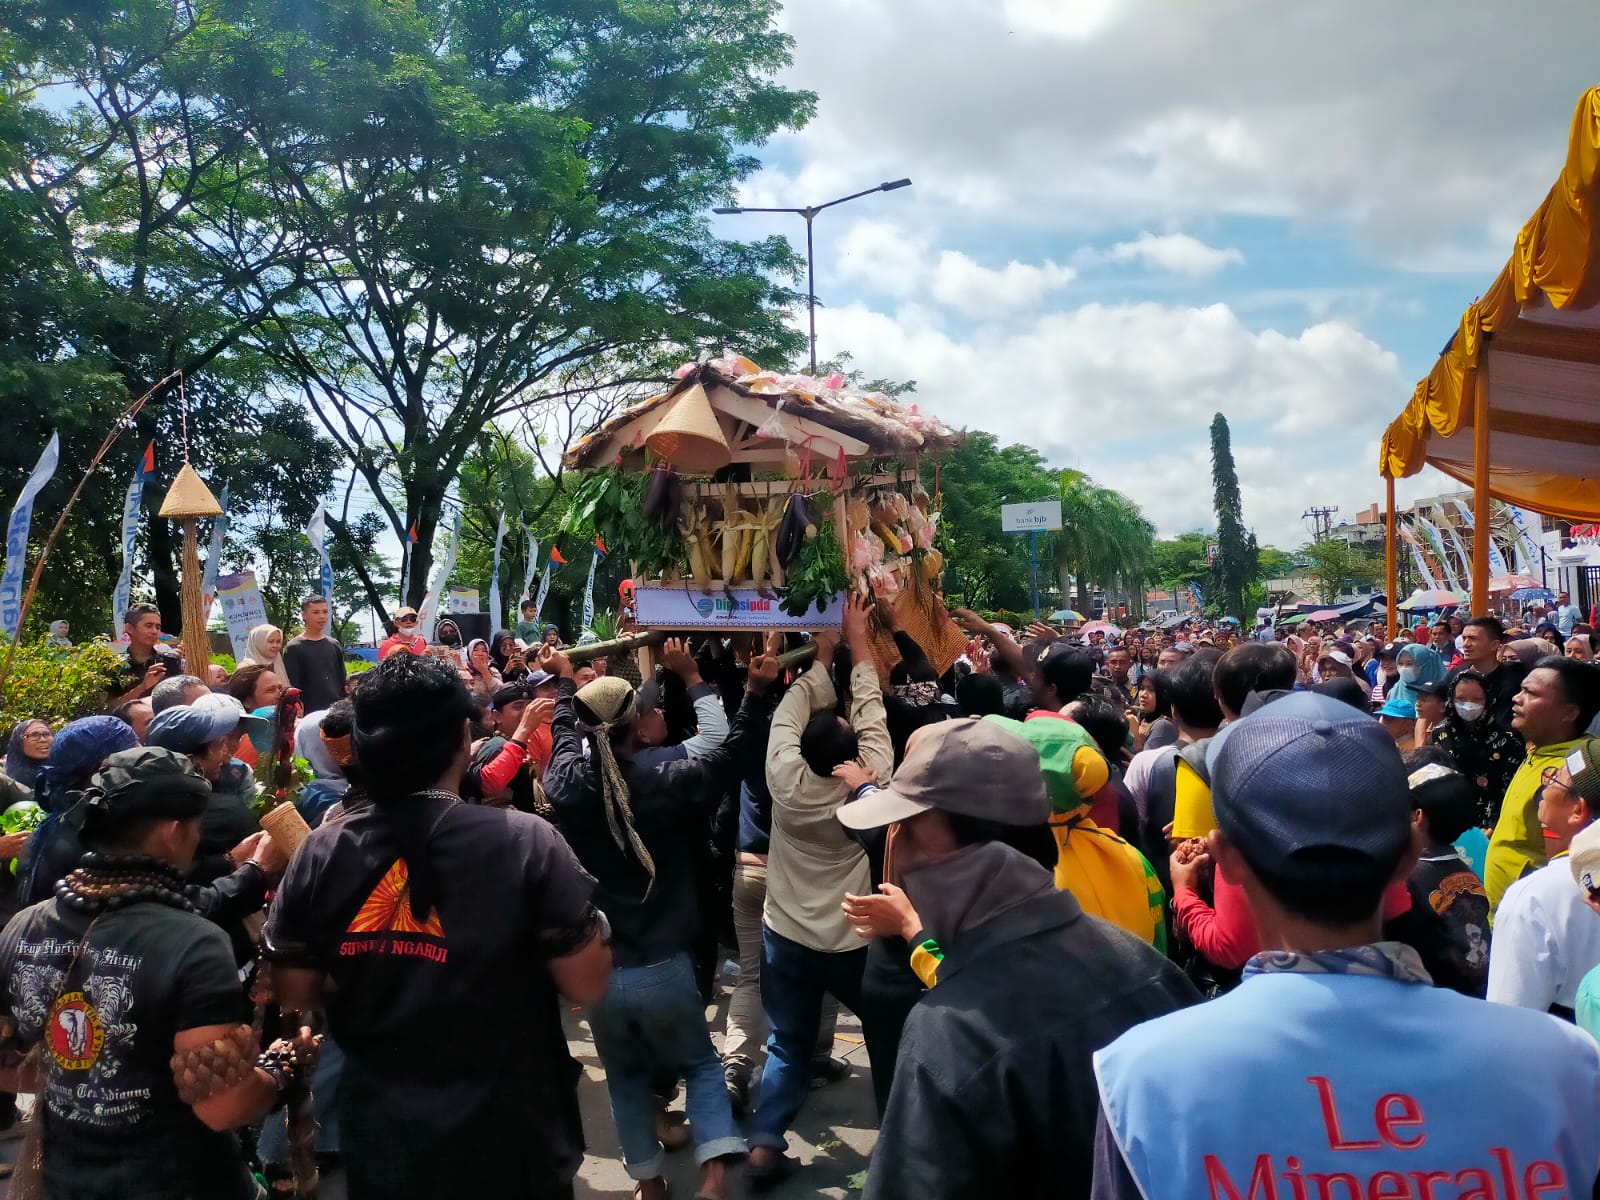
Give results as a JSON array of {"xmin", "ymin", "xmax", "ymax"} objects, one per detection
[
  {"xmin": 1300, "ymin": 538, "xmax": 1383, "ymax": 605},
  {"xmin": 1208, "ymin": 413, "xmax": 1257, "ymax": 620},
  {"xmin": 224, "ymin": 0, "xmax": 816, "ymax": 617},
  {"xmin": 923, "ymin": 433, "xmax": 1058, "ymax": 613},
  {"xmin": 1056, "ymin": 469, "xmax": 1155, "ymax": 614}
]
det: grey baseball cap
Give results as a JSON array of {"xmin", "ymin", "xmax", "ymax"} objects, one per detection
[
  {"xmin": 1211, "ymin": 690, "xmax": 1411, "ymax": 883},
  {"xmin": 836, "ymin": 718, "xmax": 1049, "ymax": 831}
]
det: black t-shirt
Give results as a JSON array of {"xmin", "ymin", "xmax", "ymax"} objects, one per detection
[
  {"xmin": 283, "ymin": 635, "xmax": 347, "ymax": 714},
  {"xmin": 106, "ymin": 644, "xmax": 184, "ymax": 702},
  {"xmin": 0, "ymin": 897, "xmax": 255, "ymax": 1200},
  {"xmin": 264, "ymin": 794, "xmax": 599, "ymax": 1196},
  {"xmin": 1393, "ymin": 849, "xmax": 1491, "ymax": 998}
]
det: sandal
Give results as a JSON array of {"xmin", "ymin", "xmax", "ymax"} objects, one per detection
[{"xmin": 746, "ymin": 1153, "xmax": 797, "ymax": 1193}]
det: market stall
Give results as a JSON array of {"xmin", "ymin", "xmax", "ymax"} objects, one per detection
[
  {"xmin": 1379, "ymin": 86, "xmax": 1600, "ymax": 624},
  {"xmin": 564, "ymin": 354, "xmax": 968, "ymax": 679}
]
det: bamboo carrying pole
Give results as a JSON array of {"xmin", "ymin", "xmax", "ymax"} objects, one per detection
[{"xmin": 564, "ymin": 629, "xmax": 668, "ymax": 664}]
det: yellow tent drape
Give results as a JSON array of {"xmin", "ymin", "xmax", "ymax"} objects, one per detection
[{"xmin": 1379, "ymin": 86, "xmax": 1600, "ymax": 520}]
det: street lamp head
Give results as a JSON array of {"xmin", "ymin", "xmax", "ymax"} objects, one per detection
[
  {"xmin": 880, "ymin": 179, "xmax": 913, "ymax": 192},
  {"xmin": 712, "ymin": 206, "xmax": 743, "ymax": 215}
]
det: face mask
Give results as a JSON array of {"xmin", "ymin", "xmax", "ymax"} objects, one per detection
[
  {"xmin": 1398, "ymin": 666, "xmax": 1420, "ymax": 684},
  {"xmin": 1453, "ymin": 701, "xmax": 1484, "ymax": 722}
]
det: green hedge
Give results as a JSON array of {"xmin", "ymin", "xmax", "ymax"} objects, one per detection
[{"xmin": 0, "ymin": 640, "xmax": 126, "ymax": 731}]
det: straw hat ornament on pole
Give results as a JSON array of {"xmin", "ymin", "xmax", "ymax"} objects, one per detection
[
  {"xmin": 645, "ymin": 381, "xmax": 731, "ymax": 474},
  {"xmin": 158, "ymin": 460, "xmax": 222, "ymax": 679}
]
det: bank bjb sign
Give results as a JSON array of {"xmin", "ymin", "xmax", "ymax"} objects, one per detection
[{"xmin": 1000, "ymin": 501, "xmax": 1063, "ymax": 533}]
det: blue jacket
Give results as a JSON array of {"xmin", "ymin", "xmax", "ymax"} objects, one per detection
[{"xmin": 1095, "ymin": 966, "xmax": 1600, "ymax": 1199}]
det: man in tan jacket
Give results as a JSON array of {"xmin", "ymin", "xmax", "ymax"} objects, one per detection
[{"xmin": 747, "ymin": 593, "xmax": 893, "ymax": 1188}]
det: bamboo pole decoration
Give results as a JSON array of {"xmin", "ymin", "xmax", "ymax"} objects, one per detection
[
  {"xmin": 158, "ymin": 463, "xmax": 222, "ymax": 677},
  {"xmin": 0, "ymin": 371, "xmax": 177, "ymax": 698}
]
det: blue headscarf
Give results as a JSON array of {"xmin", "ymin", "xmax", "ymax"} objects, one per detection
[
  {"xmin": 1387, "ymin": 643, "xmax": 1447, "ymax": 713},
  {"xmin": 34, "ymin": 716, "xmax": 139, "ymax": 813}
]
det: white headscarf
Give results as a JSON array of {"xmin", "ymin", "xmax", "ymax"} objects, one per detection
[{"xmin": 243, "ymin": 623, "xmax": 291, "ymax": 684}]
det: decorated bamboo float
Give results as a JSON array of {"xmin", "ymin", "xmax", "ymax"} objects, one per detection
[{"xmin": 564, "ymin": 354, "xmax": 969, "ymax": 680}]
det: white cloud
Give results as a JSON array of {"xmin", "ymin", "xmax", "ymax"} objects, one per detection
[
  {"xmin": 1098, "ymin": 232, "xmax": 1244, "ymax": 276},
  {"xmin": 762, "ymin": 0, "xmax": 1591, "ymax": 259},
  {"xmin": 834, "ymin": 219, "xmax": 1074, "ymax": 315},
  {"xmin": 812, "ymin": 297, "xmax": 1404, "ymax": 548},
  {"xmin": 930, "ymin": 251, "xmax": 1075, "ymax": 314}
]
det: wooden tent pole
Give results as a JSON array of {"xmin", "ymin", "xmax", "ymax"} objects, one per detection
[
  {"xmin": 1471, "ymin": 378, "xmax": 1491, "ymax": 613},
  {"xmin": 1385, "ymin": 474, "xmax": 1398, "ymax": 640}
]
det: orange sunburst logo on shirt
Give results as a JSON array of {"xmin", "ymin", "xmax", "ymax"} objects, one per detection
[{"xmin": 346, "ymin": 859, "xmax": 445, "ymax": 938}]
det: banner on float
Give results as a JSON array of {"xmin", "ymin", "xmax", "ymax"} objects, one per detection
[
  {"xmin": 216, "ymin": 570, "xmax": 268, "ymax": 661},
  {"xmin": 0, "ymin": 432, "xmax": 61, "ymax": 640},
  {"xmin": 633, "ymin": 585, "xmax": 843, "ymax": 630},
  {"xmin": 447, "ymin": 586, "xmax": 481, "ymax": 614}
]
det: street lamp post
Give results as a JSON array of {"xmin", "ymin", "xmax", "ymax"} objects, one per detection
[{"xmin": 715, "ymin": 179, "xmax": 912, "ymax": 373}]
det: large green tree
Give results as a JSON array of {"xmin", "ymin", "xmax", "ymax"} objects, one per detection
[
  {"xmin": 923, "ymin": 433, "xmax": 1059, "ymax": 613},
  {"xmin": 1301, "ymin": 539, "xmax": 1383, "ymax": 605},
  {"xmin": 2, "ymin": 2, "xmax": 317, "ymax": 634},
  {"xmin": 221, "ymin": 0, "xmax": 815, "ymax": 621},
  {"xmin": 1056, "ymin": 470, "xmax": 1155, "ymax": 616},
  {"xmin": 1208, "ymin": 413, "xmax": 1258, "ymax": 620}
]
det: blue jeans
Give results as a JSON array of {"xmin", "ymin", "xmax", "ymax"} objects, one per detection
[
  {"xmin": 258, "ymin": 1035, "xmax": 344, "ymax": 1164},
  {"xmin": 749, "ymin": 925, "xmax": 867, "ymax": 1151},
  {"xmin": 587, "ymin": 953, "xmax": 746, "ymax": 1179}
]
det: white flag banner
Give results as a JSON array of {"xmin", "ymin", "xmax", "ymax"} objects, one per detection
[
  {"xmin": 419, "ymin": 509, "xmax": 463, "ymax": 640},
  {"xmin": 520, "ymin": 529, "xmax": 540, "ymax": 604},
  {"xmin": 112, "ymin": 443, "xmax": 154, "ymax": 641},
  {"xmin": 0, "ymin": 432, "xmax": 61, "ymax": 639},
  {"xmin": 488, "ymin": 511, "xmax": 507, "ymax": 630},
  {"xmin": 201, "ymin": 484, "xmax": 230, "ymax": 625},
  {"xmin": 305, "ymin": 503, "xmax": 334, "ymax": 606}
]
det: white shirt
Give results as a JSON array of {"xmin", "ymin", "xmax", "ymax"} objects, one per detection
[
  {"xmin": 1557, "ymin": 603, "xmax": 1583, "ymax": 636},
  {"xmin": 1487, "ymin": 851, "xmax": 1600, "ymax": 1011}
]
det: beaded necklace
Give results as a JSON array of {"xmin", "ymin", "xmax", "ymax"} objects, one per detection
[{"xmin": 55, "ymin": 853, "xmax": 199, "ymax": 916}]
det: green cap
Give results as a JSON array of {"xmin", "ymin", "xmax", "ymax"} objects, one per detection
[{"xmin": 984, "ymin": 714, "xmax": 1099, "ymax": 814}]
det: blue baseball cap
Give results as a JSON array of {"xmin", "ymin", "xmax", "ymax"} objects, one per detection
[
  {"xmin": 1212, "ymin": 690, "xmax": 1411, "ymax": 883},
  {"xmin": 146, "ymin": 694, "xmax": 268, "ymax": 754}
]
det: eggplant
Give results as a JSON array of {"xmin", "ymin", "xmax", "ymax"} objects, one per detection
[
  {"xmin": 643, "ymin": 465, "xmax": 682, "ymax": 532},
  {"xmin": 775, "ymin": 492, "xmax": 812, "ymax": 570}
]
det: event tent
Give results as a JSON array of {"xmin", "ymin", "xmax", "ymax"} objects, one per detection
[{"xmin": 1379, "ymin": 87, "xmax": 1600, "ymax": 622}]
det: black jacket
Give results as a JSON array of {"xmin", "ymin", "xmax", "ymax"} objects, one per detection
[
  {"xmin": 542, "ymin": 679, "xmax": 774, "ymax": 968},
  {"xmin": 864, "ymin": 890, "xmax": 1198, "ymax": 1200}
]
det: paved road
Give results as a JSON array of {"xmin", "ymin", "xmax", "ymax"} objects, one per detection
[{"xmin": 1, "ymin": 973, "xmax": 881, "ymax": 1198}]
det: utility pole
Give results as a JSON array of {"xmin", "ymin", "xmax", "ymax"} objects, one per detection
[{"xmin": 1302, "ymin": 505, "xmax": 1339, "ymax": 543}]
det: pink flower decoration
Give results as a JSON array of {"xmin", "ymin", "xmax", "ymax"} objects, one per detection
[{"xmin": 825, "ymin": 372, "xmax": 845, "ymax": 389}]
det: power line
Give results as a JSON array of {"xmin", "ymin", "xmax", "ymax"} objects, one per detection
[{"xmin": 1302, "ymin": 505, "xmax": 1339, "ymax": 543}]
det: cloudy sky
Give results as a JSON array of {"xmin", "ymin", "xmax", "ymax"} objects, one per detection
[{"xmin": 711, "ymin": 0, "xmax": 1600, "ymax": 551}]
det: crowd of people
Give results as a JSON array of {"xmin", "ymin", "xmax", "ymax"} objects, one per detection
[{"xmin": 1, "ymin": 586, "xmax": 1600, "ymax": 1199}]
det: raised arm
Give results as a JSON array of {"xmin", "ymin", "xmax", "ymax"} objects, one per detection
[
  {"xmin": 766, "ymin": 634, "xmax": 842, "ymax": 802},
  {"xmin": 843, "ymin": 594, "xmax": 894, "ymax": 782}
]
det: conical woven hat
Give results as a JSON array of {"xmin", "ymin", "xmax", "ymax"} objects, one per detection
[
  {"xmin": 158, "ymin": 462, "xmax": 223, "ymax": 518},
  {"xmin": 646, "ymin": 382, "xmax": 731, "ymax": 474}
]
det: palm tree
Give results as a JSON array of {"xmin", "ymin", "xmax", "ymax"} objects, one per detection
[{"xmin": 1056, "ymin": 470, "xmax": 1156, "ymax": 616}]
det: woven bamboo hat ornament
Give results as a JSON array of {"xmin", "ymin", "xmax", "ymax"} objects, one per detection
[
  {"xmin": 158, "ymin": 462, "xmax": 223, "ymax": 519},
  {"xmin": 645, "ymin": 381, "xmax": 731, "ymax": 474},
  {"xmin": 159, "ymin": 461, "xmax": 223, "ymax": 679}
]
